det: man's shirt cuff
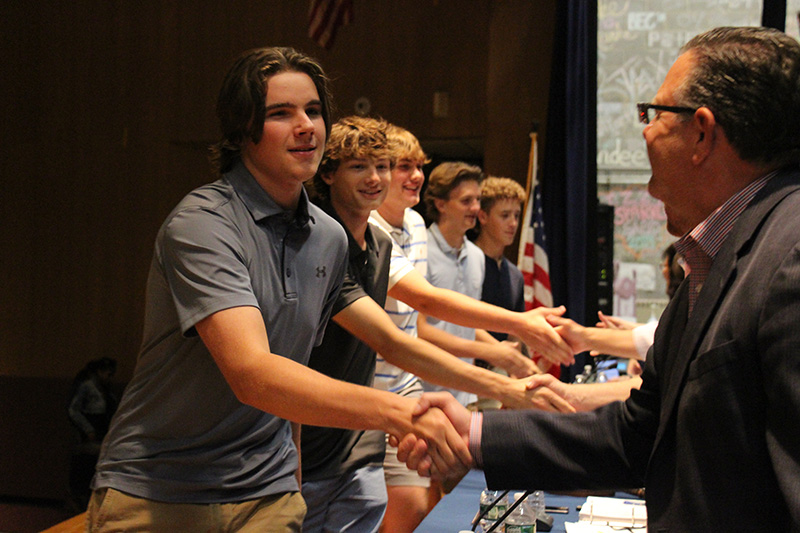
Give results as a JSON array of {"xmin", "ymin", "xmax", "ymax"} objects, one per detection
[{"xmin": 469, "ymin": 411, "xmax": 484, "ymax": 468}]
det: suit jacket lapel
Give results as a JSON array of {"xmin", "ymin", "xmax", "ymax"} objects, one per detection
[{"xmin": 652, "ymin": 168, "xmax": 800, "ymax": 452}]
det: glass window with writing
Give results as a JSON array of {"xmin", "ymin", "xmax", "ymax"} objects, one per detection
[{"xmin": 596, "ymin": 0, "xmax": 760, "ymax": 322}]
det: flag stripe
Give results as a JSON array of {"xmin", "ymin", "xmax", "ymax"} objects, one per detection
[
  {"xmin": 533, "ymin": 263, "xmax": 551, "ymax": 292},
  {"xmin": 517, "ymin": 177, "xmax": 552, "ymax": 311},
  {"xmin": 308, "ymin": 0, "xmax": 353, "ymax": 49},
  {"xmin": 517, "ymin": 132, "xmax": 557, "ymax": 377}
]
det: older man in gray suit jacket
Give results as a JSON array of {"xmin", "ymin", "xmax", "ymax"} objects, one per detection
[{"xmin": 398, "ymin": 26, "xmax": 800, "ymax": 531}]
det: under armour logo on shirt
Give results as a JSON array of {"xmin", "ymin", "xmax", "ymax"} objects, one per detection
[{"xmin": 316, "ymin": 266, "xmax": 327, "ymax": 278}]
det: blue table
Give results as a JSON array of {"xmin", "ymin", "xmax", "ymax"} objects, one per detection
[{"xmin": 415, "ymin": 470, "xmax": 584, "ymax": 532}]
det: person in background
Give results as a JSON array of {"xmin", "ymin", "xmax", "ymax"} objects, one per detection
[
  {"xmin": 468, "ymin": 176, "xmax": 648, "ymax": 408},
  {"xmin": 370, "ymin": 127, "xmax": 574, "ymax": 532},
  {"xmin": 401, "ymin": 26, "xmax": 800, "ymax": 530},
  {"xmin": 418, "ymin": 162, "xmax": 507, "ymax": 406},
  {"xmin": 300, "ymin": 116, "xmax": 572, "ymax": 533},
  {"xmin": 68, "ymin": 357, "xmax": 118, "ymax": 447},
  {"xmin": 661, "ymin": 243, "xmax": 685, "ymax": 300},
  {"xmin": 473, "ymin": 177, "xmax": 527, "ymax": 334},
  {"xmin": 472, "ymin": 176, "xmax": 527, "ymax": 370},
  {"xmin": 87, "ymin": 47, "xmax": 466, "ymax": 532},
  {"xmin": 67, "ymin": 357, "xmax": 118, "ymax": 509}
]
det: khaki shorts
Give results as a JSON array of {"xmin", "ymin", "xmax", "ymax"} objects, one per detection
[
  {"xmin": 87, "ymin": 487, "xmax": 306, "ymax": 532},
  {"xmin": 383, "ymin": 380, "xmax": 431, "ymax": 488},
  {"xmin": 383, "ymin": 433, "xmax": 432, "ymax": 488}
]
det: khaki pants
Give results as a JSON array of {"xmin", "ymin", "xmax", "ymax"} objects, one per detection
[{"xmin": 87, "ymin": 487, "xmax": 306, "ymax": 532}]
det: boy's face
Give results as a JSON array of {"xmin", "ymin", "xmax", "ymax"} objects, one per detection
[
  {"xmin": 435, "ymin": 179, "xmax": 481, "ymax": 235},
  {"xmin": 324, "ymin": 156, "xmax": 391, "ymax": 218},
  {"xmin": 384, "ymin": 157, "xmax": 425, "ymax": 211},
  {"xmin": 242, "ymin": 71, "xmax": 326, "ymax": 190},
  {"xmin": 478, "ymin": 197, "xmax": 523, "ymax": 248}
]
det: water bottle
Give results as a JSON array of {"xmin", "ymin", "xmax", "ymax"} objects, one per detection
[
  {"xmin": 574, "ymin": 364, "xmax": 593, "ymax": 384},
  {"xmin": 530, "ymin": 490, "xmax": 545, "ymax": 516},
  {"xmin": 504, "ymin": 492, "xmax": 536, "ymax": 533},
  {"xmin": 479, "ymin": 488, "xmax": 508, "ymax": 532}
]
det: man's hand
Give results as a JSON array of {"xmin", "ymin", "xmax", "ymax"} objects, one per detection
[
  {"xmin": 549, "ymin": 313, "xmax": 643, "ymax": 359},
  {"xmin": 525, "ymin": 373, "xmax": 574, "ymax": 403},
  {"xmin": 395, "ymin": 393, "xmax": 473, "ymax": 480},
  {"xmin": 483, "ymin": 340, "xmax": 538, "ymax": 378},
  {"xmin": 502, "ymin": 374, "xmax": 576, "ymax": 412},
  {"xmin": 403, "ymin": 400, "xmax": 472, "ymax": 478},
  {"xmin": 596, "ymin": 311, "xmax": 639, "ymax": 331},
  {"xmin": 525, "ymin": 373, "xmax": 642, "ymax": 411},
  {"xmin": 514, "ymin": 306, "xmax": 575, "ymax": 366},
  {"xmin": 545, "ymin": 314, "xmax": 592, "ymax": 354}
]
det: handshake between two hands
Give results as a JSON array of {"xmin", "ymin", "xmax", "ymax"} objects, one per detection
[
  {"xmin": 392, "ymin": 392, "xmax": 475, "ymax": 481},
  {"xmin": 395, "ymin": 373, "xmax": 574, "ymax": 480},
  {"xmin": 392, "ymin": 306, "xmax": 602, "ymax": 480}
]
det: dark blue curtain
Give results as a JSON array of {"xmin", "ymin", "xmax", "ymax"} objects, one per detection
[{"xmin": 541, "ymin": 0, "xmax": 597, "ymax": 381}]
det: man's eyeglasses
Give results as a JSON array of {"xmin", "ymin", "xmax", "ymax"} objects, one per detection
[{"xmin": 637, "ymin": 103, "xmax": 698, "ymax": 124}]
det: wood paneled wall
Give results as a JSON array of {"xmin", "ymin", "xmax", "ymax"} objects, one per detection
[
  {"xmin": 2, "ymin": 0, "xmax": 556, "ymax": 382},
  {"xmin": 0, "ymin": 0, "xmax": 555, "ymax": 499}
]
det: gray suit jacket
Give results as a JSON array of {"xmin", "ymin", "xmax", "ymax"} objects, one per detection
[{"xmin": 481, "ymin": 166, "xmax": 800, "ymax": 532}]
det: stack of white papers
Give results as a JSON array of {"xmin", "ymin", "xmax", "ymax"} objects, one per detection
[
  {"xmin": 564, "ymin": 496, "xmax": 647, "ymax": 532},
  {"xmin": 565, "ymin": 524, "xmax": 645, "ymax": 533}
]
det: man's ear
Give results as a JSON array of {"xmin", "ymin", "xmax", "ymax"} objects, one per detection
[
  {"xmin": 691, "ymin": 107, "xmax": 717, "ymax": 165},
  {"xmin": 433, "ymin": 197, "xmax": 446, "ymax": 213},
  {"xmin": 321, "ymin": 171, "xmax": 335, "ymax": 186},
  {"xmin": 477, "ymin": 209, "xmax": 489, "ymax": 225}
]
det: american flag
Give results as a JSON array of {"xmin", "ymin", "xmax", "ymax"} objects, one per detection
[
  {"xmin": 517, "ymin": 134, "xmax": 553, "ymax": 311},
  {"xmin": 308, "ymin": 0, "xmax": 353, "ymax": 50}
]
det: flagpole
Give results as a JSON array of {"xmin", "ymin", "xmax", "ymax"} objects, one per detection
[
  {"xmin": 524, "ymin": 122, "xmax": 540, "ymax": 201},
  {"xmin": 518, "ymin": 123, "xmax": 539, "ymax": 268}
]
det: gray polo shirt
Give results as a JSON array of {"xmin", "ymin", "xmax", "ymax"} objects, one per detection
[
  {"xmin": 92, "ymin": 162, "xmax": 348, "ymax": 503},
  {"xmin": 424, "ymin": 222, "xmax": 484, "ymax": 406}
]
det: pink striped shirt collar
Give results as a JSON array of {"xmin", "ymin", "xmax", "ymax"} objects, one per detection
[{"xmin": 676, "ymin": 171, "xmax": 777, "ymax": 266}]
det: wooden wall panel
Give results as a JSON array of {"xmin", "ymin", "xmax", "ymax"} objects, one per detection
[
  {"xmin": 3, "ymin": 0, "xmax": 555, "ymax": 381},
  {"xmin": 0, "ymin": 0, "xmax": 556, "ymax": 501}
]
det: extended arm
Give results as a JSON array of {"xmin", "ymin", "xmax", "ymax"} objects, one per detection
[
  {"xmin": 416, "ymin": 312, "xmax": 538, "ymax": 378},
  {"xmin": 195, "ymin": 305, "xmax": 470, "ymax": 469},
  {"xmin": 547, "ymin": 315, "xmax": 644, "ymax": 360},
  {"xmin": 334, "ymin": 297, "xmax": 573, "ymax": 412},
  {"xmin": 389, "ymin": 268, "xmax": 574, "ymax": 365},
  {"xmin": 399, "ymin": 382, "xmax": 655, "ymax": 488},
  {"xmin": 527, "ymin": 374, "xmax": 643, "ymax": 411}
]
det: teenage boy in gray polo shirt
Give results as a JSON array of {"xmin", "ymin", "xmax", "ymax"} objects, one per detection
[
  {"xmin": 86, "ymin": 48, "xmax": 468, "ymax": 532},
  {"xmin": 420, "ymin": 162, "xmax": 493, "ymax": 406}
]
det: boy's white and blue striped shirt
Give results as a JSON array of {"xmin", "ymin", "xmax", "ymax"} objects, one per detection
[{"xmin": 369, "ymin": 208, "xmax": 428, "ymax": 394}]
